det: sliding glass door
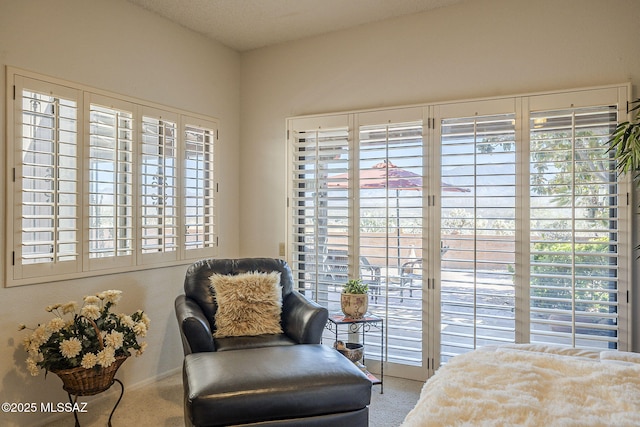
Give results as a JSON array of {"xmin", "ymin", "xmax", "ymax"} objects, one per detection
[
  {"xmin": 287, "ymin": 84, "xmax": 630, "ymax": 380},
  {"xmin": 435, "ymin": 90, "xmax": 629, "ymax": 365}
]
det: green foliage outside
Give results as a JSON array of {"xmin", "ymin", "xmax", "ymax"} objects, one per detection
[{"xmin": 527, "ymin": 239, "xmax": 616, "ymax": 313}]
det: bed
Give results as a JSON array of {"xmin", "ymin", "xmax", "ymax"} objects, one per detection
[{"xmin": 401, "ymin": 344, "xmax": 640, "ymax": 427}]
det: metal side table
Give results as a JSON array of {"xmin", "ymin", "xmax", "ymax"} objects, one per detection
[{"xmin": 325, "ymin": 313, "xmax": 384, "ymax": 393}]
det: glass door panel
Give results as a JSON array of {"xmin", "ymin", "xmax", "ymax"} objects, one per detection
[
  {"xmin": 528, "ymin": 106, "xmax": 621, "ymax": 350},
  {"xmin": 440, "ymin": 113, "xmax": 517, "ymax": 363},
  {"xmin": 359, "ymin": 121, "xmax": 424, "ymax": 367}
]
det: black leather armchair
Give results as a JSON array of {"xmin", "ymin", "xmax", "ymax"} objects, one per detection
[
  {"xmin": 177, "ymin": 258, "xmax": 371, "ymax": 427},
  {"xmin": 175, "ymin": 257, "xmax": 329, "ymax": 354}
]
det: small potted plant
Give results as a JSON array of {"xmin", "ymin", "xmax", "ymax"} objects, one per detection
[{"xmin": 340, "ymin": 279, "xmax": 369, "ymax": 319}]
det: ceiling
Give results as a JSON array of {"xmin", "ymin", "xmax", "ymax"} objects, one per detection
[{"xmin": 126, "ymin": 0, "xmax": 465, "ymax": 52}]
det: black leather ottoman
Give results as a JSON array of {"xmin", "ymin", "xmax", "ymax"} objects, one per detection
[{"xmin": 183, "ymin": 344, "xmax": 372, "ymax": 426}]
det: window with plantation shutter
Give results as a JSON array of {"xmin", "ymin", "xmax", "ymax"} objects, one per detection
[
  {"xmin": 12, "ymin": 77, "xmax": 81, "ymax": 280},
  {"xmin": 438, "ymin": 108, "xmax": 517, "ymax": 363},
  {"xmin": 288, "ymin": 116, "xmax": 351, "ymax": 305},
  {"xmin": 183, "ymin": 119, "xmax": 217, "ymax": 257},
  {"xmin": 358, "ymin": 118, "xmax": 424, "ymax": 367},
  {"xmin": 7, "ymin": 69, "xmax": 219, "ymax": 286},
  {"xmin": 528, "ymin": 104, "xmax": 622, "ymax": 349},
  {"xmin": 289, "ymin": 110, "xmax": 429, "ymax": 380},
  {"xmin": 87, "ymin": 95, "xmax": 135, "ymax": 269},
  {"xmin": 140, "ymin": 110, "xmax": 179, "ymax": 262}
]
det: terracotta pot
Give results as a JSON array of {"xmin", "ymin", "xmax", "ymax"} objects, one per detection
[{"xmin": 340, "ymin": 293, "xmax": 368, "ymax": 319}]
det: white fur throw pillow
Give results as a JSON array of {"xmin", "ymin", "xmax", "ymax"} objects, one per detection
[{"xmin": 209, "ymin": 271, "xmax": 283, "ymax": 338}]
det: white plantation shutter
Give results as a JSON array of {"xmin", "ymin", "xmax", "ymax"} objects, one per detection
[
  {"xmin": 87, "ymin": 95, "xmax": 135, "ymax": 269},
  {"xmin": 183, "ymin": 118, "xmax": 217, "ymax": 258},
  {"xmin": 435, "ymin": 90, "xmax": 628, "ymax": 363},
  {"xmin": 438, "ymin": 108, "xmax": 517, "ymax": 363},
  {"xmin": 140, "ymin": 109, "xmax": 179, "ymax": 263},
  {"xmin": 358, "ymin": 118, "xmax": 425, "ymax": 367},
  {"xmin": 288, "ymin": 85, "xmax": 630, "ymax": 378},
  {"xmin": 435, "ymin": 91, "xmax": 628, "ymax": 363},
  {"xmin": 7, "ymin": 69, "xmax": 219, "ymax": 286},
  {"xmin": 288, "ymin": 116, "xmax": 351, "ymax": 304},
  {"xmin": 528, "ymin": 104, "xmax": 623, "ymax": 349},
  {"xmin": 358, "ymin": 121, "xmax": 424, "ymax": 276},
  {"xmin": 289, "ymin": 111, "xmax": 429, "ymax": 378},
  {"xmin": 12, "ymin": 76, "xmax": 81, "ymax": 280}
]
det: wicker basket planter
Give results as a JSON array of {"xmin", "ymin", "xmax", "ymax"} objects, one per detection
[{"xmin": 52, "ymin": 355, "xmax": 127, "ymax": 396}]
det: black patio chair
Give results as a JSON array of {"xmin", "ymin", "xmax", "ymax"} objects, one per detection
[
  {"xmin": 400, "ymin": 259, "xmax": 423, "ymax": 302},
  {"xmin": 360, "ymin": 256, "xmax": 381, "ymax": 303},
  {"xmin": 325, "ymin": 250, "xmax": 381, "ymax": 303}
]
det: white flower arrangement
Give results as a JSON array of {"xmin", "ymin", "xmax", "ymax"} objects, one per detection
[{"xmin": 19, "ymin": 290, "xmax": 149, "ymax": 376}]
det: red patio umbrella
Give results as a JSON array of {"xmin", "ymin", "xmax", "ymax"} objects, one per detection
[
  {"xmin": 328, "ymin": 161, "xmax": 469, "ymax": 270},
  {"xmin": 328, "ymin": 160, "xmax": 470, "ymax": 193}
]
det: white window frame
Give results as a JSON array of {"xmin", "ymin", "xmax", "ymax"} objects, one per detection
[{"xmin": 6, "ymin": 67, "xmax": 219, "ymax": 287}]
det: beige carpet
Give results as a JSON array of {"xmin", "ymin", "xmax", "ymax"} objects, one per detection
[{"xmin": 42, "ymin": 370, "xmax": 422, "ymax": 426}]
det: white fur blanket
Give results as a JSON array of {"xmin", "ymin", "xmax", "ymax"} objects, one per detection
[{"xmin": 401, "ymin": 345, "xmax": 640, "ymax": 427}]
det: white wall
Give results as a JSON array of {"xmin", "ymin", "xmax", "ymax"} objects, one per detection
[
  {"xmin": 239, "ymin": 0, "xmax": 640, "ymax": 346},
  {"xmin": 0, "ymin": 1, "xmax": 240, "ymax": 425}
]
